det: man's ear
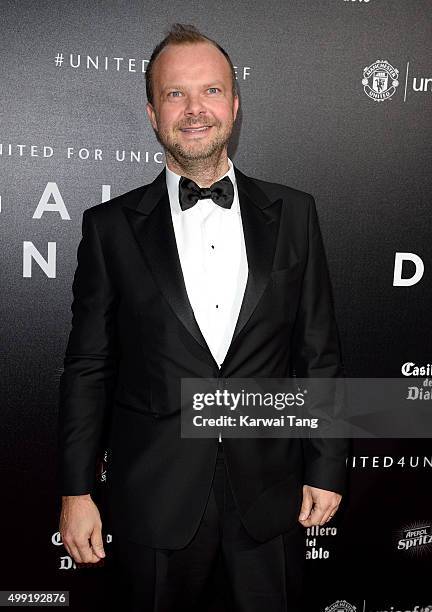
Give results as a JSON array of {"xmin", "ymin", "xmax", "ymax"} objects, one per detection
[
  {"xmin": 233, "ymin": 94, "xmax": 239, "ymax": 122},
  {"xmin": 146, "ymin": 102, "xmax": 157, "ymax": 131}
]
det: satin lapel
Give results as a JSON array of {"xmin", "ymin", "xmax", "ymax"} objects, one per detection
[
  {"xmin": 223, "ymin": 167, "xmax": 282, "ymax": 365},
  {"xmin": 122, "ymin": 167, "xmax": 214, "ymax": 360},
  {"xmin": 121, "ymin": 165, "xmax": 283, "ymax": 369}
]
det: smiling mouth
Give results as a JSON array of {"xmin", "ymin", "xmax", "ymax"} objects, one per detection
[{"xmin": 180, "ymin": 126, "xmax": 213, "ymax": 133}]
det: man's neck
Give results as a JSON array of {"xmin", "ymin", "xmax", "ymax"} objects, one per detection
[{"xmin": 165, "ymin": 150, "xmax": 230, "ymax": 187}]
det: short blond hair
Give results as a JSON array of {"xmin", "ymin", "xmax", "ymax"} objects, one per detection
[{"xmin": 145, "ymin": 23, "xmax": 237, "ymax": 105}]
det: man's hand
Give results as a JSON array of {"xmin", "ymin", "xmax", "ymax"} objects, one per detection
[
  {"xmin": 59, "ymin": 494, "xmax": 106, "ymax": 564},
  {"xmin": 298, "ymin": 484, "xmax": 342, "ymax": 527}
]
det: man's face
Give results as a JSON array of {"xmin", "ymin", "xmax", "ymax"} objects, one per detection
[{"xmin": 146, "ymin": 41, "xmax": 239, "ymax": 162}]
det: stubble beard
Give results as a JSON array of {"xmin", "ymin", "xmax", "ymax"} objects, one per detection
[{"xmin": 157, "ymin": 119, "xmax": 234, "ymax": 165}]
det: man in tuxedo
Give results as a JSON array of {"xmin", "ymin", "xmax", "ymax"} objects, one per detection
[{"xmin": 58, "ymin": 23, "xmax": 349, "ymax": 612}]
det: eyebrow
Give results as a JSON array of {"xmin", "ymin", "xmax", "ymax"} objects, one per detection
[{"xmin": 162, "ymin": 81, "xmax": 225, "ymax": 92}]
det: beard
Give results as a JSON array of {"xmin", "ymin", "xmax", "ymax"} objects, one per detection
[{"xmin": 155, "ymin": 117, "xmax": 234, "ymax": 162}]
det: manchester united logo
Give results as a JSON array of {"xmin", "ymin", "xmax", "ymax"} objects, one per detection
[
  {"xmin": 325, "ymin": 601, "xmax": 356, "ymax": 612},
  {"xmin": 362, "ymin": 59, "xmax": 399, "ymax": 102}
]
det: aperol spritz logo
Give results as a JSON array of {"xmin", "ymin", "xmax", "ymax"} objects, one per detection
[{"xmin": 395, "ymin": 522, "xmax": 432, "ymax": 556}]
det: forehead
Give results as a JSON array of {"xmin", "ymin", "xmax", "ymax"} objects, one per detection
[{"xmin": 153, "ymin": 41, "xmax": 231, "ymax": 86}]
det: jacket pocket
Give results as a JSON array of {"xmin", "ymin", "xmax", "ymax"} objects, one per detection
[
  {"xmin": 270, "ymin": 265, "xmax": 303, "ymax": 284},
  {"xmin": 114, "ymin": 383, "xmax": 156, "ymax": 416}
]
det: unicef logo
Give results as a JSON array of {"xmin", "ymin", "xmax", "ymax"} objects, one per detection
[
  {"xmin": 325, "ymin": 601, "xmax": 356, "ymax": 612},
  {"xmin": 362, "ymin": 59, "xmax": 399, "ymax": 101}
]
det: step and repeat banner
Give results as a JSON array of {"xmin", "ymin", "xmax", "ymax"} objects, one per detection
[{"xmin": 1, "ymin": 1, "xmax": 431, "ymax": 610}]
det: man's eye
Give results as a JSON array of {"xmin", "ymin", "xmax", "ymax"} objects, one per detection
[
  {"xmin": 208, "ymin": 87, "xmax": 220, "ymax": 94},
  {"xmin": 168, "ymin": 91, "xmax": 182, "ymax": 97}
]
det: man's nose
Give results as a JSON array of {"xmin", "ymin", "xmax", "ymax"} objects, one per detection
[{"xmin": 184, "ymin": 93, "xmax": 207, "ymax": 116}]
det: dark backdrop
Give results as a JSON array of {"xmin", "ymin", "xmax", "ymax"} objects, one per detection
[{"xmin": 1, "ymin": 1, "xmax": 431, "ymax": 610}]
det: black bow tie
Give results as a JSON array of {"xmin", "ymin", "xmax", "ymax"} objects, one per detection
[{"xmin": 178, "ymin": 175, "xmax": 234, "ymax": 211}]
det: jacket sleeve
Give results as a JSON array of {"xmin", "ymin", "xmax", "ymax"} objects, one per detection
[
  {"xmin": 57, "ymin": 209, "xmax": 119, "ymax": 496},
  {"xmin": 291, "ymin": 195, "xmax": 349, "ymax": 495}
]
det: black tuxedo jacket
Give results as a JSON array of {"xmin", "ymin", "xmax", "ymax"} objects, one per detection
[{"xmin": 58, "ymin": 164, "xmax": 349, "ymax": 549}]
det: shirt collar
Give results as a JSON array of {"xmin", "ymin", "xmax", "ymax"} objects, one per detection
[{"xmin": 165, "ymin": 157, "xmax": 238, "ymax": 215}]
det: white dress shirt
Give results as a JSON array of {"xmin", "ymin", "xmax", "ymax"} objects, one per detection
[{"xmin": 165, "ymin": 157, "xmax": 248, "ymax": 369}]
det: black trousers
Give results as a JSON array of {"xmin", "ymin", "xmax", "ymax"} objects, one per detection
[{"xmin": 108, "ymin": 443, "xmax": 305, "ymax": 611}]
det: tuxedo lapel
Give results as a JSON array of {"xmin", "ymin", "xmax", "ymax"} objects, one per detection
[
  {"xmin": 227, "ymin": 168, "xmax": 282, "ymax": 362},
  {"xmin": 122, "ymin": 167, "xmax": 213, "ymax": 360},
  {"xmin": 122, "ymin": 164, "xmax": 282, "ymax": 369}
]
